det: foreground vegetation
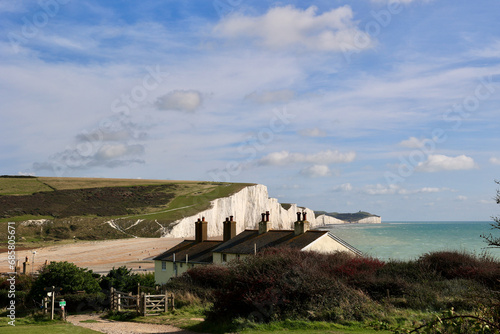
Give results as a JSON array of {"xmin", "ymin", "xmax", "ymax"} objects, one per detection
[
  {"xmin": 1, "ymin": 248, "xmax": 499, "ymax": 333},
  {"xmin": 166, "ymin": 248, "xmax": 500, "ymax": 333},
  {"xmin": 0, "ymin": 314, "xmax": 101, "ymax": 334}
]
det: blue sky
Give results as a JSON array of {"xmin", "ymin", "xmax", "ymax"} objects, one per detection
[{"xmin": 1, "ymin": 0, "xmax": 500, "ymax": 221}]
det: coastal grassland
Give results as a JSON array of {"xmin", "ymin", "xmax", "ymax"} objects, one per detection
[
  {"xmin": 0, "ymin": 176, "xmax": 54, "ymax": 195},
  {"xmin": 126, "ymin": 182, "xmax": 254, "ymax": 221},
  {"xmin": 37, "ymin": 176, "xmax": 197, "ymax": 190},
  {"xmin": 0, "ymin": 177, "xmax": 254, "ymax": 242},
  {"xmin": 0, "ymin": 315, "xmax": 101, "ymax": 334}
]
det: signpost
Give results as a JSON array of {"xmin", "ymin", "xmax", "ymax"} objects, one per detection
[
  {"xmin": 59, "ymin": 299, "xmax": 66, "ymax": 320},
  {"xmin": 44, "ymin": 286, "xmax": 62, "ymax": 320}
]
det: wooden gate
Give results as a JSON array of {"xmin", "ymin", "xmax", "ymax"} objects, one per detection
[
  {"xmin": 110, "ymin": 287, "xmax": 174, "ymax": 315},
  {"xmin": 140, "ymin": 293, "xmax": 175, "ymax": 316},
  {"xmin": 110, "ymin": 287, "xmax": 139, "ymax": 312}
]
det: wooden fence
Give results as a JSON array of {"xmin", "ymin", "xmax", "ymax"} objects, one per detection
[{"xmin": 110, "ymin": 287, "xmax": 174, "ymax": 316}]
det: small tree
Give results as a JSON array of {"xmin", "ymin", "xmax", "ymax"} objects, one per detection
[
  {"xmin": 483, "ymin": 180, "xmax": 500, "ymax": 247},
  {"xmin": 100, "ymin": 266, "xmax": 155, "ymax": 293},
  {"xmin": 30, "ymin": 261, "xmax": 101, "ymax": 299}
]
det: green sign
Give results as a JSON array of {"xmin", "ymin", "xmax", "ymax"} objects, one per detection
[{"xmin": 59, "ymin": 301, "xmax": 66, "ymax": 307}]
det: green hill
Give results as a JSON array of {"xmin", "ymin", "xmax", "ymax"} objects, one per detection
[
  {"xmin": 314, "ymin": 210, "xmax": 380, "ymax": 223},
  {"xmin": 0, "ymin": 176, "xmax": 254, "ymax": 244}
]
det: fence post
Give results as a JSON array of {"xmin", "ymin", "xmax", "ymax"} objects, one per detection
[
  {"xmin": 43, "ymin": 297, "xmax": 48, "ymax": 314},
  {"xmin": 110, "ymin": 287, "xmax": 114, "ymax": 310},
  {"xmin": 141, "ymin": 293, "xmax": 146, "ymax": 316},
  {"xmin": 117, "ymin": 292, "xmax": 121, "ymax": 311},
  {"xmin": 164, "ymin": 291, "xmax": 168, "ymax": 313},
  {"xmin": 171, "ymin": 293, "xmax": 175, "ymax": 311},
  {"xmin": 136, "ymin": 288, "xmax": 140, "ymax": 313}
]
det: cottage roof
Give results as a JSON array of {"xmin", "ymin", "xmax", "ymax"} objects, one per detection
[
  {"xmin": 152, "ymin": 240, "xmax": 223, "ymax": 264},
  {"xmin": 211, "ymin": 229, "xmax": 330, "ymax": 255}
]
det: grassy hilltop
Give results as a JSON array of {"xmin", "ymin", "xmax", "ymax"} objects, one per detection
[{"xmin": 0, "ymin": 176, "xmax": 254, "ymax": 244}]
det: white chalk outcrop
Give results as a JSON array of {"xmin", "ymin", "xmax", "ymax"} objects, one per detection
[
  {"xmin": 164, "ymin": 184, "xmax": 319, "ymax": 238},
  {"xmin": 357, "ymin": 216, "xmax": 382, "ymax": 224},
  {"xmin": 315, "ymin": 215, "xmax": 345, "ymax": 225},
  {"xmin": 315, "ymin": 214, "xmax": 382, "ymax": 225}
]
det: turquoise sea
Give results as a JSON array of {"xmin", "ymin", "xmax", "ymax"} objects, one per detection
[{"xmin": 321, "ymin": 221, "xmax": 500, "ymax": 261}]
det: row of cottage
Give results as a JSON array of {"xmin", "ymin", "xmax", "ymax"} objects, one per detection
[{"xmin": 153, "ymin": 211, "xmax": 362, "ymax": 284}]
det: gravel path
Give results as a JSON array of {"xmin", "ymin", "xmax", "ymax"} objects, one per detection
[{"xmin": 67, "ymin": 313, "xmax": 200, "ymax": 334}]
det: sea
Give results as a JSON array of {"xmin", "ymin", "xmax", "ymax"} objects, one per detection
[{"xmin": 320, "ymin": 221, "xmax": 500, "ymax": 261}]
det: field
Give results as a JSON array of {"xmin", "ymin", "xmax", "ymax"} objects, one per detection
[
  {"xmin": 0, "ymin": 176, "xmax": 254, "ymax": 243},
  {"xmin": 0, "ymin": 316, "xmax": 101, "ymax": 334}
]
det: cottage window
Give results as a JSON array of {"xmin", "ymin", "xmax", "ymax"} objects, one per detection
[
  {"xmin": 222, "ymin": 254, "xmax": 227, "ymax": 263},
  {"xmin": 161, "ymin": 261, "xmax": 166, "ymax": 271}
]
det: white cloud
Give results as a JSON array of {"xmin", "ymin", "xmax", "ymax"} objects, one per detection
[
  {"xmin": 362, "ymin": 184, "xmax": 449, "ymax": 195},
  {"xmin": 456, "ymin": 195, "xmax": 468, "ymax": 201},
  {"xmin": 332, "ymin": 183, "xmax": 353, "ymax": 192},
  {"xmin": 370, "ymin": 0, "xmax": 430, "ymax": 4},
  {"xmin": 245, "ymin": 89, "xmax": 295, "ymax": 104},
  {"xmin": 470, "ymin": 40, "xmax": 500, "ymax": 58},
  {"xmin": 95, "ymin": 144, "xmax": 144, "ymax": 160},
  {"xmin": 415, "ymin": 154, "xmax": 477, "ymax": 172},
  {"xmin": 300, "ymin": 164, "xmax": 331, "ymax": 177},
  {"xmin": 490, "ymin": 157, "xmax": 500, "ymax": 165},
  {"xmin": 155, "ymin": 90, "xmax": 202, "ymax": 112},
  {"xmin": 259, "ymin": 150, "xmax": 356, "ymax": 166},
  {"xmin": 299, "ymin": 128, "xmax": 327, "ymax": 137},
  {"xmin": 363, "ymin": 184, "xmax": 401, "ymax": 195},
  {"xmin": 214, "ymin": 5, "xmax": 373, "ymax": 52},
  {"xmin": 399, "ymin": 136, "xmax": 427, "ymax": 148}
]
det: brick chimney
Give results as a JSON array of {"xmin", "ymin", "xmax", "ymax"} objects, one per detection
[
  {"xmin": 195, "ymin": 217, "xmax": 208, "ymax": 242},
  {"xmin": 259, "ymin": 211, "xmax": 271, "ymax": 234},
  {"xmin": 294, "ymin": 211, "xmax": 310, "ymax": 235},
  {"xmin": 223, "ymin": 216, "xmax": 237, "ymax": 242}
]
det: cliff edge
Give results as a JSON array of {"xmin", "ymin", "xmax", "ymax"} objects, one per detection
[{"xmin": 165, "ymin": 184, "xmax": 320, "ymax": 238}]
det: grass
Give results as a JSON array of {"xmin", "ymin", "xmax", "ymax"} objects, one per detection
[
  {"xmin": 0, "ymin": 177, "xmax": 54, "ymax": 195},
  {"xmin": 129, "ymin": 182, "xmax": 254, "ymax": 221},
  {"xmin": 103, "ymin": 307, "xmax": 396, "ymax": 334},
  {"xmin": 0, "ymin": 215, "xmax": 54, "ymax": 223},
  {"xmin": 0, "ymin": 177, "xmax": 255, "ymax": 241},
  {"xmin": 237, "ymin": 320, "xmax": 393, "ymax": 334},
  {"xmin": 0, "ymin": 315, "xmax": 101, "ymax": 334},
  {"xmin": 38, "ymin": 176, "xmax": 204, "ymax": 190},
  {"xmin": 111, "ymin": 305, "xmax": 208, "ymax": 329},
  {"xmin": 0, "ymin": 323, "xmax": 102, "ymax": 334},
  {"xmin": 188, "ymin": 318, "xmax": 395, "ymax": 334}
]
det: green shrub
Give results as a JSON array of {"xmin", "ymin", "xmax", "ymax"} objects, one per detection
[
  {"xmin": 418, "ymin": 251, "xmax": 500, "ymax": 288},
  {"xmin": 30, "ymin": 261, "xmax": 101, "ymax": 300},
  {"xmin": 183, "ymin": 247, "xmax": 379, "ymax": 322},
  {"xmin": 59, "ymin": 292, "xmax": 108, "ymax": 312},
  {"xmin": 100, "ymin": 266, "xmax": 155, "ymax": 294}
]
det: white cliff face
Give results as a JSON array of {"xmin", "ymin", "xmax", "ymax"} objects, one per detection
[
  {"xmin": 316, "ymin": 214, "xmax": 382, "ymax": 225},
  {"xmin": 357, "ymin": 216, "xmax": 382, "ymax": 224},
  {"xmin": 315, "ymin": 214, "xmax": 345, "ymax": 225},
  {"xmin": 164, "ymin": 184, "xmax": 320, "ymax": 238}
]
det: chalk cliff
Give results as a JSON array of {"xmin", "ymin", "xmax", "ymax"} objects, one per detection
[
  {"xmin": 315, "ymin": 214, "xmax": 382, "ymax": 224},
  {"xmin": 164, "ymin": 184, "xmax": 320, "ymax": 238}
]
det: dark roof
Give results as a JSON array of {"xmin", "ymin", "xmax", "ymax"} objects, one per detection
[
  {"xmin": 211, "ymin": 229, "xmax": 329, "ymax": 255},
  {"xmin": 153, "ymin": 240, "xmax": 223, "ymax": 264}
]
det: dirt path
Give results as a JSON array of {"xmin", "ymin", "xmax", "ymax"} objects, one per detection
[
  {"xmin": 0, "ymin": 238, "xmax": 184, "ymax": 274},
  {"xmin": 67, "ymin": 313, "xmax": 199, "ymax": 334}
]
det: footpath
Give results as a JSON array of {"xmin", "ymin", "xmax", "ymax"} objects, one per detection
[{"xmin": 67, "ymin": 313, "xmax": 198, "ymax": 334}]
